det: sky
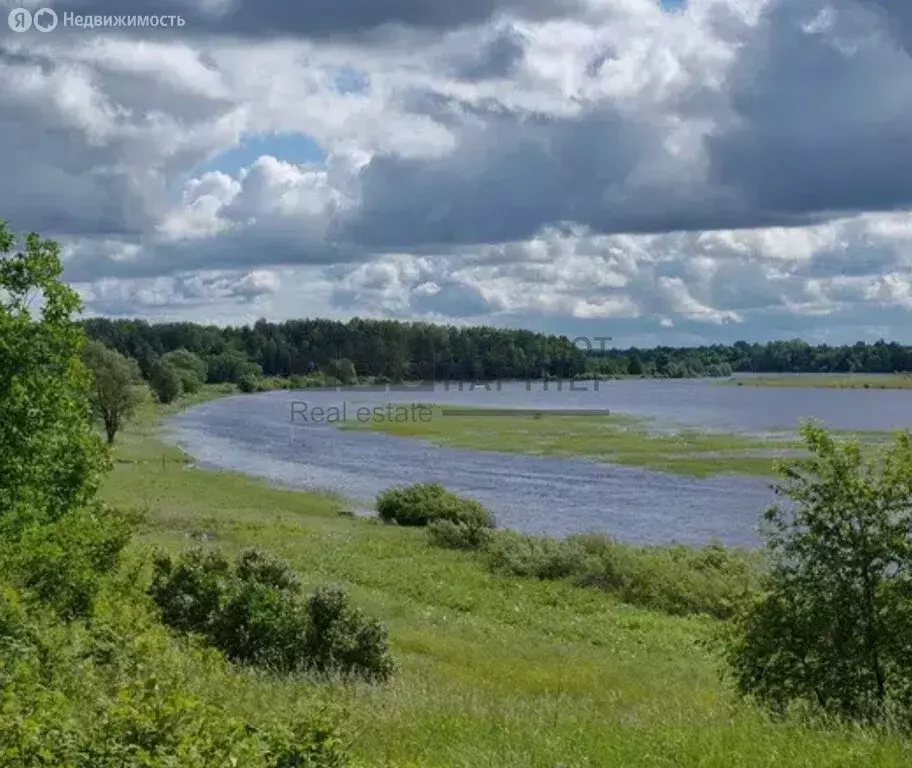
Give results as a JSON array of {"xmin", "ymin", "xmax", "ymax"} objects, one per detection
[{"xmin": 1, "ymin": 0, "xmax": 912, "ymax": 346}]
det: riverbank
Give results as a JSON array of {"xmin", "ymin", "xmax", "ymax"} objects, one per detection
[
  {"xmin": 721, "ymin": 373, "xmax": 912, "ymax": 389},
  {"xmin": 94, "ymin": 387, "xmax": 910, "ymax": 766}
]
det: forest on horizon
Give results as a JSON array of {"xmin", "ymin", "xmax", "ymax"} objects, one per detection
[{"xmin": 82, "ymin": 316, "xmax": 912, "ymax": 383}]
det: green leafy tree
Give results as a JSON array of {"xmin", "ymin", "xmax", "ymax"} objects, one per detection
[
  {"xmin": 727, "ymin": 422, "xmax": 912, "ymax": 723},
  {"xmin": 0, "ymin": 221, "xmax": 108, "ymax": 524},
  {"xmin": 160, "ymin": 348, "xmax": 207, "ymax": 394},
  {"xmin": 148, "ymin": 360, "xmax": 182, "ymax": 404},
  {"xmin": 81, "ymin": 340, "xmax": 143, "ymax": 444},
  {"xmin": 205, "ymin": 350, "xmax": 262, "ymax": 384},
  {"xmin": 325, "ymin": 358, "xmax": 358, "ymax": 386}
]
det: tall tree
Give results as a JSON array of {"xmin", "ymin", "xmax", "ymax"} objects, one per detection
[
  {"xmin": 0, "ymin": 221, "xmax": 108, "ymax": 524},
  {"xmin": 81, "ymin": 340, "xmax": 143, "ymax": 444},
  {"xmin": 149, "ymin": 360, "xmax": 182, "ymax": 404}
]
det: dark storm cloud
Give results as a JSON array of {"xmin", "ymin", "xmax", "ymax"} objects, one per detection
[
  {"xmin": 448, "ymin": 26, "xmax": 527, "ymax": 80},
  {"xmin": 707, "ymin": 0, "xmax": 912, "ymax": 220},
  {"xmin": 862, "ymin": 0, "xmax": 912, "ymax": 50},
  {"xmin": 338, "ymin": 99, "xmax": 822, "ymax": 250},
  {"xmin": 9, "ymin": 0, "xmax": 583, "ymax": 38}
]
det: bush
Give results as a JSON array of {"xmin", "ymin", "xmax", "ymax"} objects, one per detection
[
  {"xmin": 237, "ymin": 373, "xmax": 260, "ymax": 393},
  {"xmin": 427, "ymin": 519, "xmax": 493, "ymax": 551},
  {"xmin": 571, "ymin": 535, "xmax": 756, "ymax": 619},
  {"xmin": 7, "ymin": 506, "xmax": 132, "ymax": 620},
  {"xmin": 479, "ymin": 530, "xmax": 758, "ymax": 618},
  {"xmin": 376, "ymin": 484, "xmax": 494, "ymax": 528},
  {"xmin": 149, "ymin": 547, "xmax": 394, "ymax": 681},
  {"xmin": 727, "ymin": 424, "xmax": 912, "ymax": 723},
  {"xmin": 0, "ymin": 581, "xmax": 356, "ymax": 768},
  {"xmin": 149, "ymin": 360, "xmax": 183, "ymax": 404},
  {"xmin": 148, "ymin": 547, "xmax": 231, "ymax": 634},
  {"xmin": 304, "ymin": 587, "xmax": 394, "ymax": 681},
  {"xmin": 213, "ymin": 578, "xmax": 305, "ymax": 670},
  {"xmin": 484, "ymin": 530, "xmax": 583, "ymax": 580}
]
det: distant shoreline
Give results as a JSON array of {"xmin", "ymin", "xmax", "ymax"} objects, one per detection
[{"xmin": 719, "ymin": 373, "xmax": 912, "ymax": 390}]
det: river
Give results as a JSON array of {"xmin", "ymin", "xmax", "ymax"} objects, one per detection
[{"xmin": 165, "ymin": 378, "xmax": 912, "ymax": 547}]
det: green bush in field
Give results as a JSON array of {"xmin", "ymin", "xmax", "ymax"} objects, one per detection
[
  {"xmin": 570, "ymin": 535, "xmax": 756, "ymax": 619},
  {"xmin": 149, "ymin": 547, "xmax": 394, "ymax": 681},
  {"xmin": 148, "ymin": 547, "xmax": 231, "ymax": 634},
  {"xmin": 235, "ymin": 548, "xmax": 302, "ymax": 592},
  {"xmin": 376, "ymin": 483, "xmax": 494, "ymax": 528},
  {"xmin": 304, "ymin": 587, "xmax": 394, "ymax": 681},
  {"xmin": 484, "ymin": 530, "xmax": 583, "ymax": 580},
  {"xmin": 476, "ymin": 529, "xmax": 758, "ymax": 619},
  {"xmin": 427, "ymin": 518, "xmax": 493, "ymax": 551},
  {"xmin": 214, "ymin": 577, "xmax": 306, "ymax": 670},
  {"xmin": 0, "ymin": 581, "xmax": 356, "ymax": 768},
  {"xmin": 727, "ymin": 423, "xmax": 912, "ymax": 724}
]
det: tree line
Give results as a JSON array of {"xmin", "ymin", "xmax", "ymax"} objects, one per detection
[
  {"xmin": 82, "ymin": 317, "xmax": 590, "ymax": 384},
  {"xmin": 82, "ymin": 318, "xmax": 912, "ymax": 385},
  {"xmin": 589, "ymin": 338, "xmax": 912, "ymax": 378}
]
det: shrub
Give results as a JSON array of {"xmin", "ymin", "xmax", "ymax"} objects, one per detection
[
  {"xmin": 376, "ymin": 483, "xmax": 494, "ymax": 528},
  {"xmin": 484, "ymin": 530, "xmax": 583, "ymax": 580},
  {"xmin": 304, "ymin": 587, "xmax": 394, "ymax": 681},
  {"xmin": 149, "ymin": 360, "xmax": 183, "ymax": 404},
  {"xmin": 148, "ymin": 548, "xmax": 394, "ymax": 681},
  {"xmin": 2, "ymin": 505, "xmax": 132, "ymax": 620},
  {"xmin": 148, "ymin": 547, "xmax": 231, "ymax": 634},
  {"xmin": 213, "ymin": 578, "xmax": 305, "ymax": 669},
  {"xmin": 427, "ymin": 519, "xmax": 493, "ymax": 551},
  {"xmin": 726, "ymin": 424, "xmax": 912, "ymax": 723},
  {"xmin": 238, "ymin": 373, "xmax": 260, "ymax": 393},
  {"xmin": 0, "ymin": 581, "xmax": 356, "ymax": 768},
  {"xmin": 571, "ymin": 535, "xmax": 756, "ymax": 619},
  {"xmin": 236, "ymin": 548, "xmax": 301, "ymax": 593},
  {"xmin": 478, "ymin": 530, "xmax": 758, "ymax": 618}
]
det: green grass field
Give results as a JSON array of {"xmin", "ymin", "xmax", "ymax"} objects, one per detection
[
  {"xmin": 93, "ymin": 388, "xmax": 912, "ymax": 766},
  {"xmin": 340, "ymin": 405, "xmax": 856, "ymax": 477},
  {"xmin": 721, "ymin": 374, "xmax": 912, "ymax": 389}
]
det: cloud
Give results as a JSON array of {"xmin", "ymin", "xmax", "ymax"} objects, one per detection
[
  {"xmin": 2, "ymin": 0, "xmax": 912, "ymax": 343},
  {"xmin": 3, "ymin": 0, "xmax": 587, "ymax": 39}
]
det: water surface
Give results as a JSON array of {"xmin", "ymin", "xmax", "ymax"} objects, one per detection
[{"xmin": 165, "ymin": 380, "xmax": 912, "ymax": 547}]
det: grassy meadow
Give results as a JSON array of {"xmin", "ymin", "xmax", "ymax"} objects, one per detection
[
  {"xmin": 339, "ymin": 404, "xmax": 895, "ymax": 477},
  {"xmin": 92, "ymin": 387, "xmax": 912, "ymax": 766}
]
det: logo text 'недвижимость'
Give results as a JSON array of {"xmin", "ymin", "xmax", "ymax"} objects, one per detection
[{"xmin": 8, "ymin": 8, "xmax": 186, "ymax": 32}]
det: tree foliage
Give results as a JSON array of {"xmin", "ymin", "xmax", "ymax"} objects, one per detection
[
  {"xmin": 148, "ymin": 359, "xmax": 182, "ymax": 404},
  {"xmin": 149, "ymin": 548, "xmax": 394, "ymax": 681},
  {"xmin": 0, "ymin": 221, "xmax": 108, "ymax": 525},
  {"xmin": 160, "ymin": 348, "xmax": 207, "ymax": 393},
  {"xmin": 82, "ymin": 340, "xmax": 143, "ymax": 443},
  {"xmin": 727, "ymin": 423, "xmax": 912, "ymax": 723},
  {"xmin": 376, "ymin": 483, "xmax": 495, "ymax": 528}
]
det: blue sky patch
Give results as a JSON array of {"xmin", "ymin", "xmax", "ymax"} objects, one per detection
[
  {"xmin": 193, "ymin": 132, "xmax": 327, "ymax": 177},
  {"xmin": 333, "ymin": 67, "xmax": 371, "ymax": 95}
]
